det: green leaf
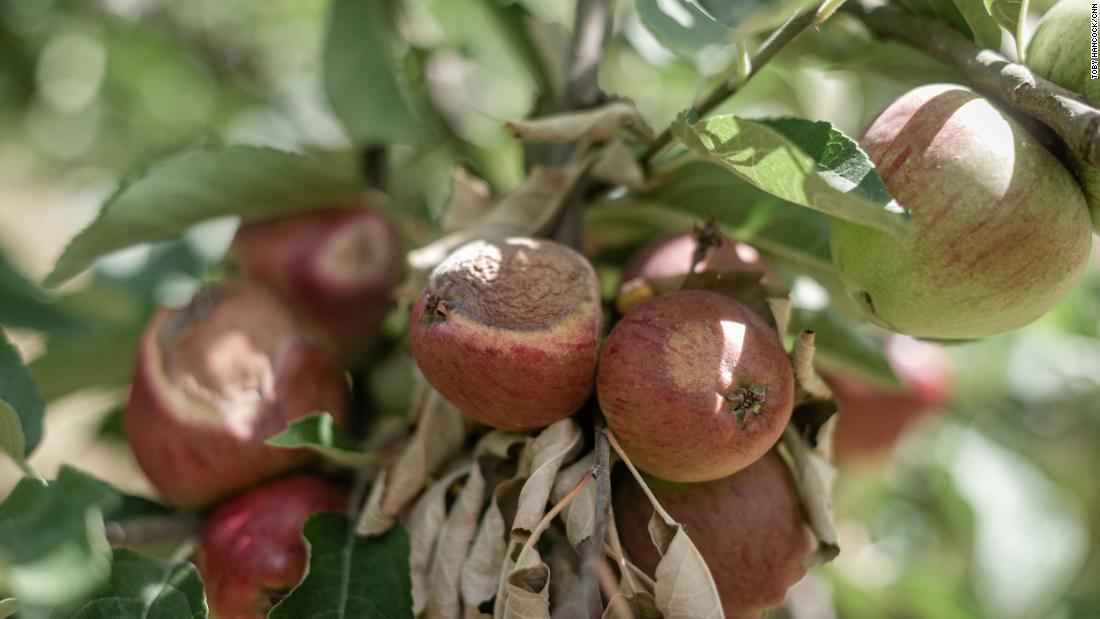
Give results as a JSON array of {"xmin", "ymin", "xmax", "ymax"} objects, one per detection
[
  {"xmin": 790, "ymin": 307, "xmax": 901, "ymax": 389},
  {"xmin": 0, "ymin": 467, "xmax": 121, "ymax": 609},
  {"xmin": 0, "ymin": 599, "xmax": 17, "ymax": 619},
  {"xmin": 269, "ymin": 514, "xmax": 413, "ymax": 619},
  {"xmin": 45, "ymin": 146, "xmax": 362, "ymax": 286},
  {"xmin": 636, "ymin": 0, "xmax": 734, "ymax": 60},
  {"xmin": 951, "ymin": 0, "xmax": 1002, "ymax": 50},
  {"xmin": 672, "ymin": 114, "xmax": 909, "ymax": 238},
  {"xmin": 266, "ymin": 412, "xmax": 375, "ymax": 469},
  {"xmin": 323, "ymin": 0, "xmax": 419, "ymax": 144},
  {"xmin": 0, "ymin": 402, "xmax": 26, "ymax": 474},
  {"xmin": 983, "ymin": 0, "xmax": 1028, "ymax": 60},
  {"xmin": 29, "ymin": 326, "xmax": 141, "ymax": 402},
  {"xmin": 0, "ymin": 329, "xmax": 45, "ymax": 458},
  {"xmin": 0, "ymin": 249, "xmax": 76, "ymax": 332},
  {"xmin": 698, "ymin": 0, "xmax": 818, "ymax": 33},
  {"xmin": 65, "ymin": 549, "xmax": 207, "ymax": 619}
]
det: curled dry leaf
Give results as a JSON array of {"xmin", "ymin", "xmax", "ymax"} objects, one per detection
[
  {"xmin": 358, "ymin": 388, "xmax": 467, "ymax": 537},
  {"xmin": 609, "ymin": 432, "xmax": 724, "ymax": 619},
  {"xmin": 410, "ymin": 467, "xmax": 472, "ymax": 615},
  {"xmin": 768, "ymin": 297, "xmax": 792, "ymax": 339},
  {"xmin": 547, "ymin": 532, "xmax": 582, "ymax": 611},
  {"xmin": 550, "ymin": 452, "xmax": 598, "ymax": 549},
  {"xmin": 463, "ymin": 474, "xmax": 532, "ymax": 617},
  {"xmin": 512, "ymin": 418, "xmax": 584, "ymax": 542},
  {"xmin": 791, "ymin": 331, "xmax": 832, "ymax": 401},
  {"xmin": 442, "ymin": 167, "xmax": 492, "ymax": 232},
  {"xmin": 602, "ymin": 592, "xmax": 661, "ymax": 619},
  {"xmin": 781, "ymin": 425, "xmax": 840, "ymax": 566},
  {"xmin": 591, "ymin": 140, "xmax": 647, "ymax": 190},
  {"xmin": 504, "ymin": 101, "xmax": 654, "ymax": 144},
  {"xmin": 502, "ymin": 550, "xmax": 551, "ymax": 619},
  {"xmin": 429, "ymin": 432, "xmax": 528, "ymax": 619}
]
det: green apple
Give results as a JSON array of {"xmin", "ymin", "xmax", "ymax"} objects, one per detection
[
  {"xmin": 1027, "ymin": 0, "xmax": 1100, "ymax": 232},
  {"xmin": 830, "ymin": 84, "xmax": 1091, "ymax": 339}
]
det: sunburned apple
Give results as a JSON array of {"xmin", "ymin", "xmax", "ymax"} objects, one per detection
[
  {"xmin": 125, "ymin": 281, "xmax": 349, "ymax": 507},
  {"xmin": 598, "ymin": 290, "xmax": 794, "ymax": 482},
  {"xmin": 830, "ymin": 84, "xmax": 1092, "ymax": 339},
  {"xmin": 1027, "ymin": 0, "xmax": 1100, "ymax": 232},
  {"xmin": 197, "ymin": 474, "xmax": 347, "ymax": 619},
  {"xmin": 409, "ymin": 237, "xmax": 602, "ymax": 431},
  {"xmin": 825, "ymin": 334, "xmax": 951, "ymax": 460},
  {"xmin": 232, "ymin": 200, "xmax": 404, "ymax": 359},
  {"xmin": 614, "ymin": 450, "xmax": 814, "ymax": 619}
]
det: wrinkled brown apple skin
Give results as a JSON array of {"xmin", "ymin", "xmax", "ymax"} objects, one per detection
[
  {"xmin": 824, "ymin": 335, "xmax": 951, "ymax": 460},
  {"xmin": 614, "ymin": 450, "xmax": 814, "ymax": 619},
  {"xmin": 125, "ymin": 282, "xmax": 349, "ymax": 507},
  {"xmin": 196, "ymin": 474, "xmax": 347, "ymax": 619},
  {"xmin": 232, "ymin": 200, "xmax": 404, "ymax": 359},
  {"xmin": 598, "ymin": 290, "xmax": 794, "ymax": 482},
  {"xmin": 622, "ymin": 231, "xmax": 772, "ymax": 286},
  {"xmin": 409, "ymin": 238, "xmax": 602, "ymax": 431}
]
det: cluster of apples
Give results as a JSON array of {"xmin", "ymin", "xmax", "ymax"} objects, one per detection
[{"xmin": 125, "ymin": 203, "xmax": 404, "ymax": 618}]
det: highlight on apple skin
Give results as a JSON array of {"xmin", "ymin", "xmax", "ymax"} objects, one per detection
[
  {"xmin": 830, "ymin": 83, "xmax": 1092, "ymax": 339},
  {"xmin": 125, "ymin": 281, "xmax": 349, "ymax": 507},
  {"xmin": 597, "ymin": 290, "xmax": 794, "ymax": 483},
  {"xmin": 614, "ymin": 450, "xmax": 814, "ymax": 619},
  {"xmin": 196, "ymin": 474, "xmax": 348, "ymax": 619},
  {"xmin": 825, "ymin": 334, "xmax": 952, "ymax": 460},
  {"xmin": 409, "ymin": 237, "xmax": 602, "ymax": 431},
  {"xmin": 622, "ymin": 230, "xmax": 772, "ymax": 287},
  {"xmin": 231, "ymin": 199, "xmax": 405, "ymax": 360}
]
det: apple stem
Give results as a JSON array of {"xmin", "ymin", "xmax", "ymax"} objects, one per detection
[{"xmin": 607, "ymin": 431, "xmax": 676, "ymax": 526}]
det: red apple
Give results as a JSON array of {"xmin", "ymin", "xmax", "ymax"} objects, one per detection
[
  {"xmin": 232, "ymin": 200, "xmax": 404, "ymax": 359},
  {"xmin": 125, "ymin": 281, "xmax": 349, "ymax": 507},
  {"xmin": 614, "ymin": 450, "xmax": 814, "ymax": 619},
  {"xmin": 196, "ymin": 474, "xmax": 347, "ymax": 619},
  {"xmin": 598, "ymin": 290, "xmax": 794, "ymax": 482},
  {"xmin": 622, "ymin": 231, "xmax": 772, "ymax": 286},
  {"xmin": 409, "ymin": 237, "xmax": 602, "ymax": 431},
  {"xmin": 824, "ymin": 335, "xmax": 951, "ymax": 460}
]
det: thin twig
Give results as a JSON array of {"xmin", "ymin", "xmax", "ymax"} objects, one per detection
[
  {"xmin": 845, "ymin": 0, "xmax": 1100, "ymax": 170},
  {"xmin": 567, "ymin": 0, "xmax": 613, "ymax": 108},
  {"xmin": 641, "ymin": 6, "xmax": 821, "ymax": 163},
  {"xmin": 564, "ymin": 419, "xmax": 611, "ymax": 619},
  {"xmin": 514, "ymin": 468, "xmax": 594, "ymax": 568}
]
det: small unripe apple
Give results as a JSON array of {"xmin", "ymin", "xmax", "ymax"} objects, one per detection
[
  {"xmin": 197, "ymin": 474, "xmax": 347, "ymax": 619},
  {"xmin": 622, "ymin": 231, "xmax": 771, "ymax": 286},
  {"xmin": 598, "ymin": 290, "xmax": 794, "ymax": 482},
  {"xmin": 409, "ymin": 238, "xmax": 602, "ymax": 431},
  {"xmin": 125, "ymin": 282, "xmax": 349, "ymax": 507},
  {"xmin": 830, "ymin": 84, "xmax": 1092, "ymax": 339},
  {"xmin": 824, "ymin": 335, "xmax": 951, "ymax": 460},
  {"xmin": 1027, "ymin": 0, "xmax": 1100, "ymax": 232},
  {"xmin": 231, "ymin": 200, "xmax": 404, "ymax": 359},
  {"xmin": 614, "ymin": 450, "xmax": 814, "ymax": 619}
]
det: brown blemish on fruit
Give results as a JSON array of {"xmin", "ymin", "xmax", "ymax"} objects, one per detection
[{"xmin": 428, "ymin": 239, "xmax": 596, "ymax": 331}]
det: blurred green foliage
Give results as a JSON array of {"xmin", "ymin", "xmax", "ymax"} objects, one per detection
[{"xmin": 0, "ymin": 0, "xmax": 1098, "ymax": 617}]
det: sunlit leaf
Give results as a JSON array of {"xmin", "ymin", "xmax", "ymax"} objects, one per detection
[
  {"xmin": 0, "ymin": 329, "xmax": 44, "ymax": 458},
  {"xmin": 67, "ymin": 548, "xmax": 207, "ymax": 619}
]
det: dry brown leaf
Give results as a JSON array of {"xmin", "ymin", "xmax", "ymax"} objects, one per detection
[
  {"xmin": 463, "ymin": 476, "xmax": 527, "ymax": 618},
  {"xmin": 410, "ymin": 467, "xmax": 471, "ymax": 615},
  {"xmin": 358, "ymin": 388, "xmax": 467, "ymax": 537},
  {"xmin": 602, "ymin": 592, "xmax": 661, "ymax": 619},
  {"xmin": 591, "ymin": 140, "xmax": 647, "ymax": 190},
  {"xmin": 504, "ymin": 101, "xmax": 654, "ymax": 143},
  {"xmin": 429, "ymin": 432, "xmax": 528, "ymax": 619},
  {"xmin": 791, "ymin": 330, "xmax": 832, "ymax": 401},
  {"xmin": 443, "ymin": 167, "xmax": 492, "ymax": 232},
  {"xmin": 781, "ymin": 425, "xmax": 840, "ymax": 565},
  {"xmin": 547, "ymin": 533, "xmax": 581, "ymax": 611},
  {"xmin": 512, "ymin": 419, "xmax": 583, "ymax": 541},
  {"xmin": 608, "ymin": 432, "xmax": 723, "ymax": 619},
  {"xmin": 493, "ymin": 540, "xmax": 519, "ymax": 619},
  {"xmin": 768, "ymin": 297, "xmax": 792, "ymax": 339},
  {"xmin": 502, "ymin": 550, "xmax": 551, "ymax": 619},
  {"xmin": 550, "ymin": 452, "xmax": 597, "ymax": 548}
]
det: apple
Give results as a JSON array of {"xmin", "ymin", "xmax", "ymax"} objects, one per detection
[
  {"xmin": 125, "ymin": 281, "xmax": 349, "ymax": 507},
  {"xmin": 829, "ymin": 83, "xmax": 1092, "ymax": 339},
  {"xmin": 824, "ymin": 334, "xmax": 951, "ymax": 460},
  {"xmin": 232, "ymin": 201, "xmax": 404, "ymax": 360},
  {"xmin": 196, "ymin": 474, "xmax": 347, "ymax": 619},
  {"xmin": 598, "ymin": 290, "xmax": 794, "ymax": 482},
  {"xmin": 621, "ymin": 231, "xmax": 772, "ymax": 287},
  {"xmin": 614, "ymin": 450, "xmax": 814, "ymax": 619},
  {"xmin": 409, "ymin": 237, "xmax": 602, "ymax": 431},
  {"xmin": 1027, "ymin": 0, "xmax": 1100, "ymax": 232}
]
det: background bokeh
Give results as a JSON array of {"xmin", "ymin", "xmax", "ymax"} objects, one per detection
[{"xmin": 0, "ymin": 0, "xmax": 1097, "ymax": 617}]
